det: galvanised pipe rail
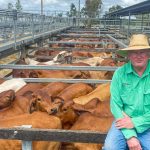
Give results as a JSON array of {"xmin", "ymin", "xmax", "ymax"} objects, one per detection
[
  {"xmin": 0, "ymin": 9, "xmax": 72, "ymax": 55},
  {"xmin": 106, "ymin": 34, "xmax": 128, "ymax": 48},
  {"xmin": 60, "ymin": 33, "xmax": 107, "ymax": 37},
  {"xmin": 0, "ymin": 65, "xmax": 118, "ymax": 71},
  {"xmin": 48, "ymin": 41, "xmax": 114, "ymax": 45},
  {"xmin": 4, "ymin": 77, "xmax": 111, "ymax": 84},
  {"xmin": 38, "ymin": 47, "xmax": 117, "ymax": 52},
  {"xmin": 0, "ymin": 128, "xmax": 106, "ymax": 143},
  {"xmin": 0, "ymin": 26, "xmax": 71, "ymax": 52},
  {"xmin": 70, "ymin": 27, "xmax": 109, "ymax": 31},
  {"xmin": 66, "ymin": 30, "xmax": 115, "ymax": 34}
]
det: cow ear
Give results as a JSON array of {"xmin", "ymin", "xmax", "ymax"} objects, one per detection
[{"xmin": 29, "ymin": 99, "xmax": 36, "ymax": 113}]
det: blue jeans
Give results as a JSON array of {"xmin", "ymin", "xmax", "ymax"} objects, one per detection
[{"xmin": 103, "ymin": 122, "xmax": 150, "ymax": 150}]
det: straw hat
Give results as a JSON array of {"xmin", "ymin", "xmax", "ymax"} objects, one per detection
[{"xmin": 117, "ymin": 34, "xmax": 150, "ymax": 57}]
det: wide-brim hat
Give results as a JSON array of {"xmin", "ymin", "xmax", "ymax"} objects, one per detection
[{"xmin": 117, "ymin": 34, "xmax": 150, "ymax": 57}]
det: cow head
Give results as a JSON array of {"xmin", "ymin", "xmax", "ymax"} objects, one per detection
[
  {"xmin": 0, "ymin": 90, "xmax": 15, "ymax": 109},
  {"xmin": 29, "ymin": 90, "xmax": 64, "ymax": 114},
  {"xmin": 51, "ymin": 98, "xmax": 78, "ymax": 129}
]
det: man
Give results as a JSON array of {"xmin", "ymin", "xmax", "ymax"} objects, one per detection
[{"xmin": 104, "ymin": 34, "xmax": 150, "ymax": 150}]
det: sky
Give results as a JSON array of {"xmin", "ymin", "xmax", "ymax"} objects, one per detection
[{"xmin": 0, "ymin": 0, "xmax": 145, "ymax": 14}]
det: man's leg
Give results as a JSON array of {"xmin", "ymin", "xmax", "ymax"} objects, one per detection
[
  {"xmin": 103, "ymin": 122, "xmax": 128, "ymax": 150},
  {"xmin": 138, "ymin": 129, "xmax": 150, "ymax": 150}
]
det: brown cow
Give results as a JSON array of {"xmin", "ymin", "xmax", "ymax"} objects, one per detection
[
  {"xmin": 71, "ymin": 112, "xmax": 113, "ymax": 150},
  {"xmin": 0, "ymin": 89, "xmax": 63, "ymax": 119},
  {"xmin": 12, "ymin": 59, "xmax": 38, "ymax": 78},
  {"xmin": 33, "ymin": 82, "xmax": 69, "ymax": 98},
  {"xmin": 0, "ymin": 112, "xmax": 61, "ymax": 150},
  {"xmin": 16, "ymin": 83, "xmax": 45, "ymax": 99},
  {"xmin": 48, "ymin": 83, "xmax": 93, "ymax": 129},
  {"xmin": 0, "ymin": 90, "xmax": 15, "ymax": 109},
  {"xmin": 73, "ymin": 98, "xmax": 112, "ymax": 118},
  {"xmin": 30, "ymin": 90, "xmax": 64, "ymax": 115},
  {"xmin": 35, "ymin": 69, "xmax": 83, "ymax": 79},
  {"xmin": 31, "ymin": 83, "xmax": 93, "ymax": 129},
  {"xmin": 54, "ymin": 83, "xmax": 93, "ymax": 102},
  {"xmin": 54, "ymin": 100, "xmax": 78, "ymax": 129},
  {"xmin": 72, "ymin": 51, "xmax": 93, "ymax": 58},
  {"xmin": 89, "ymin": 58, "xmax": 116, "ymax": 80},
  {"xmin": 0, "ymin": 95, "xmax": 32, "ymax": 119}
]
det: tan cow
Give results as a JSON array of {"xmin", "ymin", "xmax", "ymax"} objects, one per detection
[
  {"xmin": 73, "ymin": 83, "xmax": 110, "ymax": 105},
  {"xmin": 0, "ymin": 112, "xmax": 61, "ymax": 150}
]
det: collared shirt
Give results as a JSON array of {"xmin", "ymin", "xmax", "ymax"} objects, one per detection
[{"xmin": 110, "ymin": 60, "xmax": 150, "ymax": 139}]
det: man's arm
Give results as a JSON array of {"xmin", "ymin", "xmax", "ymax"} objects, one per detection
[{"xmin": 132, "ymin": 111, "xmax": 150, "ymax": 133}]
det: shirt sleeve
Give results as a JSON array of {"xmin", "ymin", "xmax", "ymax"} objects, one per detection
[
  {"xmin": 110, "ymin": 70, "xmax": 137, "ymax": 139},
  {"xmin": 132, "ymin": 111, "xmax": 150, "ymax": 133}
]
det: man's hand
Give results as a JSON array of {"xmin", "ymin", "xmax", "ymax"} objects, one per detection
[
  {"xmin": 115, "ymin": 112, "xmax": 134, "ymax": 129},
  {"xmin": 127, "ymin": 137, "xmax": 142, "ymax": 150}
]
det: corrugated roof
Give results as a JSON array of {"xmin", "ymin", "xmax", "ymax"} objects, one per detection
[{"xmin": 107, "ymin": 0, "xmax": 150, "ymax": 17}]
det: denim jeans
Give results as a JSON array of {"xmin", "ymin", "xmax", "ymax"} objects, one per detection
[{"xmin": 103, "ymin": 122, "xmax": 150, "ymax": 150}]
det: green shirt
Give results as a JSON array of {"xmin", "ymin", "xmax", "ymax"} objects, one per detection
[{"xmin": 111, "ymin": 60, "xmax": 150, "ymax": 139}]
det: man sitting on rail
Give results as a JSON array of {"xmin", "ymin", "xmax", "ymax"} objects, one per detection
[{"xmin": 104, "ymin": 34, "xmax": 150, "ymax": 150}]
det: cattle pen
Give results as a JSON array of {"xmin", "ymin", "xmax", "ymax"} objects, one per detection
[{"xmin": 0, "ymin": 0, "xmax": 150, "ymax": 150}]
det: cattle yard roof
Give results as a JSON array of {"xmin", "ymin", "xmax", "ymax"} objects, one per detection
[{"xmin": 107, "ymin": 0, "xmax": 150, "ymax": 17}]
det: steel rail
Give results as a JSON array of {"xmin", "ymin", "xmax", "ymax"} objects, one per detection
[
  {"xmin": 48, "ymin": 41, "xmax": 114, "ymax": 45},
  {"xmin": 59, "ymin": 33, "xmax": 107, "ymax": 37},
  {"xmin": 0, "ymin": 65, "xmax": 118, "ymax": 71},
  {"xmin": 106, "ymin": 34, "xmax": 128, "ymax": 48},
  {"xmin": 0, "ymin": 128, "xmax": 106, "ymax": 143},
  {"xmin": 4, "ymin": 77, "xmax": 111, "ymax": 84},
  {"xmin": 66, "ymin": 30, "xmax": 115, "ymax": 34},
  {"xmin": 37, "ymin": 47, "xmax": 117, "ymax": 52}
]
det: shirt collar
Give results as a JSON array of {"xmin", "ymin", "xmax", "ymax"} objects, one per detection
[{"xmin": 126, "ymin": 61, "xmax": 133, "ymax": 74}]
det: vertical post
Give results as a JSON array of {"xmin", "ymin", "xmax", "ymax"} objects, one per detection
[
  {"xmin": 41, "ymin": 0, "xmax": 43, "ymax": 15},
  {"xmin": 13, "ymin": 10, "xmax": 17, "ymax": 50},
  {"xmin": 119, "ymin": 17, "xmax": 122, "ymax": 34},
  {"xmin": 141, "ymin": 13, "xmax": 144, "ymax": 32},
  {"xmin": 31, "ymin": 14, "xmax": 34, "ymax": 41},
  {"xmin": 104, "ymin": 16, "xmax": 106, "ymax": 29},
  {"xmin": 115, "ymin": 14, "xmax": 117, "ymax": 32},
  {"xmin": 78, "ymin": 0, "xmax": 80, "ymax": 27},
  {"xmin": 128, "ymin": 11, "xmax": 131, "ymax": 37},
  {"xmin": 21, "ymin": 125, "xmax": 32, "ymax": 150}
]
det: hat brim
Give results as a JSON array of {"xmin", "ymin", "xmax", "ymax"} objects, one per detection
[{"xmin": 116, "ymin": 46, "xmax": 150, "ymax": 57}]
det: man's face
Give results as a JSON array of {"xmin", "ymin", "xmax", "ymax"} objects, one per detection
[{"xmin": 128, "ymin": 50, "xmax": 150, "ymax": 68}]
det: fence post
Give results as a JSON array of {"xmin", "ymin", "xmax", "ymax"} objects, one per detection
[
  {"xmin": 21, "ymin": 125, "xmax": 32, "ymax": 150},
  {"xmin": 13, "ymin": 9, "xmax": 17, "ymax": 50}
]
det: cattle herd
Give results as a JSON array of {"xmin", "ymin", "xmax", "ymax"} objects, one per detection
[{"xmin": 0, "ymin": 31, "xmax": 126, "ymax": 150}]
